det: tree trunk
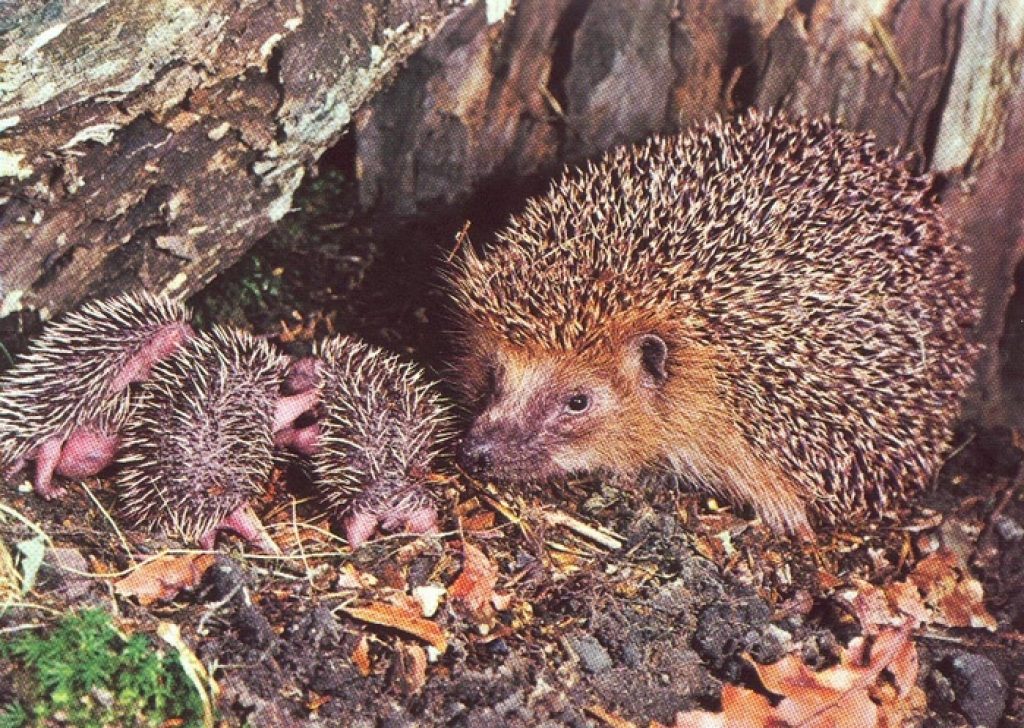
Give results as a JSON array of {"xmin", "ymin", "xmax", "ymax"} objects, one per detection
[
  {"xmin": 354, "ymin": 0, "xmax": 1024, "ymax": 425},
  {"xmin": 0, "ymin": 0, "xmax": 462, "ymax": 320}
]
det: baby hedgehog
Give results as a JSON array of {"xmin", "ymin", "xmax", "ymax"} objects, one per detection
[
  {"xmin": 116, "ymin": 326, "xmax": 318, "ymax": 551},
  {"xmin": 0, "ymin": 292, "xmax": 193, "ymax": 499},
  {"xmin": 306, "ymin": 335, "xmax": 452, "ymax": 548},
  {"xmin": 450, "ymin": 111, "xmax": 979, "ymax": 536}
]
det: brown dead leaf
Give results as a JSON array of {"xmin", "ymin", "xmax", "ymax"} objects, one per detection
[
  {"xmin": 664, "ymin": 625, "xmax": 919, "ymax": 728},
  {"xmin": 908, "ymin": 549, "xmax": 998, "ymax": 630},
  {"xmin": 849, "ymin": 580, "xmax": 898, "ymax": 634},
  {"xmin": 352, "ymin": 635, "xmax": 372, "ymax": 677},
  {"xmin": 671, "ymin": 685, "xmax": 780, "ymax": 727},
  {"xmin": 761, "ymin": 624, "xmax": 917, "ymax": 728},
  {"xmin": 847, "ymin": 576, "xmax": 933, "ymax": 636},
  {"xmin": 343, "ymin": 602, "xmax": 447, "ymax": 653},
  {"xmin": 462, "ymin": 511, "xmax": 497, "ymax": 532},
  {"xmin": 816, "ymin": 570, "xmax": 844, "ymax": 591},
  {"xmin": 114, "ymin": 554, "xmax": 215, "ymax": 605},
  {"xmin": 336, "ymin": 562, "xmax": 378, "ymax": 590},
  {"xmin": 885, "ymin": 580, "xmax": 930, "ymax": 629},
  {"xmin": 585, "ymin": 703, "xmax": 638, "ymax": 727},
  {"xmin": 449, "ymin": 541, "xmax": 498, "ymax": 621},
  {"xmin": 307, "ymin": 691, "xmax": 330, "ymax": 711}
]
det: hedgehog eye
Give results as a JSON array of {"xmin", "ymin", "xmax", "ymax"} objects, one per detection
[{"xmin": 565, "ymin": 393, "xmax": 590, "ymax": 414}]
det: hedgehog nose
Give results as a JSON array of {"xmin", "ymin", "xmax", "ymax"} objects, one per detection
[{"xmin": 458, "ymin": 436, "xmax": 494, "ymax": 476}]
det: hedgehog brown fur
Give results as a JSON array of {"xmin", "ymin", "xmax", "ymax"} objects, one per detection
[
  {"xmin": 0, "ymin": 291, "xmax": 193, "ymax": 499},
  {"xmin": 116, "ymin": 326, "xmax": 318, "ymax": 551},
  {"xmin": 309, "ymin": 335, "xmax": 452, "ymax": 547},
  {"xmin": 450, "ymin": 110, "xmax": 980, "ymax": 536}
]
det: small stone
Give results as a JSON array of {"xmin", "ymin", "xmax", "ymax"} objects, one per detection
[
  {"xmin": 568, "ymin": 634, "xmax": 613, "ymax": 674},
  {"xmin": 203, "ymin": 556, "xmax": 247, "ymax": 602},
  {"xmin": 993, "ymin": 514, "xmax": 1024, "ymax": 542},
  {"xmin": 413, "ymin": 584, "xmax": 445, "ymax": 617},
  {"xmin": 43, "ymin": 547, "xmax": 92, "ymax": 600},
  {"xmin": 949, "ymin": 652, "xmax": 1008, "ymax": 728},
  {"xmin": 236, "ymin": 605, "xmax": 274, "ymax": 649}
]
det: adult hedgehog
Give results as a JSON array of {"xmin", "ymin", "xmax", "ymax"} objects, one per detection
[{"xmin": 450, "ymin": 111, "xmax": 979, "ymax": 536}]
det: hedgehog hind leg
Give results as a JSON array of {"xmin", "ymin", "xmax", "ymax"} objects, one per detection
[
  {"xmin": 108, "ymin": 322, "xmax": 194, "ymax": 392},
  {"xmin": 343, "ymin": 489, "xmax": 439, "ymax": 548},
  {"xmin": 343, "ymin": 512, "xmax": 381, "ymax": 549},
  {"xmin": 54, "ymin": 427, "xmax": 120, "ymax": 480},
  {"xmin": 29, "ymin": 437, "xmax": 67, "ymax": 500},
  {"xmin": 198, "ymin": 505, "xmax": 280, "ymax": 554}
]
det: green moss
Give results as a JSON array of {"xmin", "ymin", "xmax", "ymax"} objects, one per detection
[{"xmin": 0, "ymin": 609, "xmax": 209, "ymax": 727}]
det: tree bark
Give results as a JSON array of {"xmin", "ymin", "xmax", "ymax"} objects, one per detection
[
  {"xmin": 354, "ymin": 0, "xmax": 1024, "ymax": 425},
  {"xmin": 0, "ymin": 0, "xmax": 462, "ymax": 319}
]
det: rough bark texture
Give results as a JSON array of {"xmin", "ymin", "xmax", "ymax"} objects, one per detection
[
  {"xmin": 0, "ymin": 0, "xmax": 462, "ymax": 319},
  {"xmin": 354, "ymin": 0, "xmax": 1024, "ymax": 425}
]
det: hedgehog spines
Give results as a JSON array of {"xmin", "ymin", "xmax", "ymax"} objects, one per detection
[
  {"xmin": 116, "ymin": 326, "xmax": 287, "ymax": 546},
  {"xmin": 312, "ymin": 335, "xmax": 453, "ymax": 522},
  {"xmin": 0, "ymin": 291, "xmax": 192, "ymax": 492},
  {"xmin": 449, "ymin": 109, "xmax": 980, "ymax": 529}
]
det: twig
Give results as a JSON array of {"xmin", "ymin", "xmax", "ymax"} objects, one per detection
[
  {"xmin": 543, "ymin": 510, "xmax": 623, "ymax": 550},
  {"xmin": 80, "ymin": 480, "xmax": 132, "ymax": 557}
]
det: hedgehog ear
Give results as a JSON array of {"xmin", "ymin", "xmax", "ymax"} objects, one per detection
[{"xmin": 635, "ymin": 334, "xmax": 668, "ymax": 387}]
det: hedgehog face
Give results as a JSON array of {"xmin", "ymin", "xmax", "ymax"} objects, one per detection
[{"xmin": 458, "ymin": 334, "xmax": 672, "ymax": 482}]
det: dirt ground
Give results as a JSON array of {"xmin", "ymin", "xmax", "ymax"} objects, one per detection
[{"xmin": 1, "ymin": 156, "xmax": 1022, "ymax": 727}]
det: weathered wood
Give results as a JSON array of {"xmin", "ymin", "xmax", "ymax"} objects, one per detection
[
  {"xmin": 354, "ymin": 0, "xmax": 1024, "ymax": 425},
  {"xmin": 0, "ymin": 0, "xmax": 463, "ymax": 319}
]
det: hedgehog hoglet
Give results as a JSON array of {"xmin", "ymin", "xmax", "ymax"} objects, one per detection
[
  {"xmin": 0, "ymin": 292, "xmax": 193, "ymax": 499},
  {"xmin": 450, "ymin": 111, "xmax": 979, "ymax": 536},
  {"xmin": 300, "ymin": 335, "xmax": 452, "ymax": 548},
  {"xmin": 116, "ymin": 326, "xmax": 319, "ymax": 551}
]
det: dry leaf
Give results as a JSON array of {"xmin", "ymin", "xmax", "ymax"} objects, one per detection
[
  {"xmin": 114, "ymin": 554, "xmax": 215, "ymax": 605},
  {"xmin": 413, "ymin": 584, "xmax": 446, "ymax": 618},
  {"xmin": 664, "ymin": 625, "xmax": 919, "ymax": 728},
  {"xmin": 449, "ymin": 541, "xmax": 498, "ymax": 621},
  {"xmin": 585, "ymin": 703, "xmax": 639, "ymax": 727},
  {"xmin": 462, "ymin": 511, "xmax": 497, "ymax": 532},
  {"xmin": 849, "ymin": 580, "xmax": 899, "ymax": 634},
  {"xmin": 307, "ymin": 691, "xmax": 330, "ymax": 711},
  {"xmin": 672, "ymin": 685, "xmax": 780, "ymax": 727},
  {"xmin": 343, "ymin": 602, "xmax": 448, "ymax": 652},
  {"xmin": 352, "ymin": 635, "xmax": 372, "ymax": 677},
  {"xmin": 909, "ymin": 549, "xmax": 998, "ymax": 630},
  {"xmin": 884, "ymin": 581, "xmax": 930, "ymax": 629},
  {"xmin": 336, "ymin": 562, "xmax": 378, "ymax": 590}
]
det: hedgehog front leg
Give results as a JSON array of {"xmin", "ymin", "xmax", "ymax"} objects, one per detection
[
  {"xmin": 271, "ymin": 390, "xmax": 321, "ymax": 455},
  {"xmin": 29, "ymin": 426, "xmax": 122, "ymax": 498},
  {"xmin": 198, "ymin": 505, "xmax": 281, "ymax": 554}
]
